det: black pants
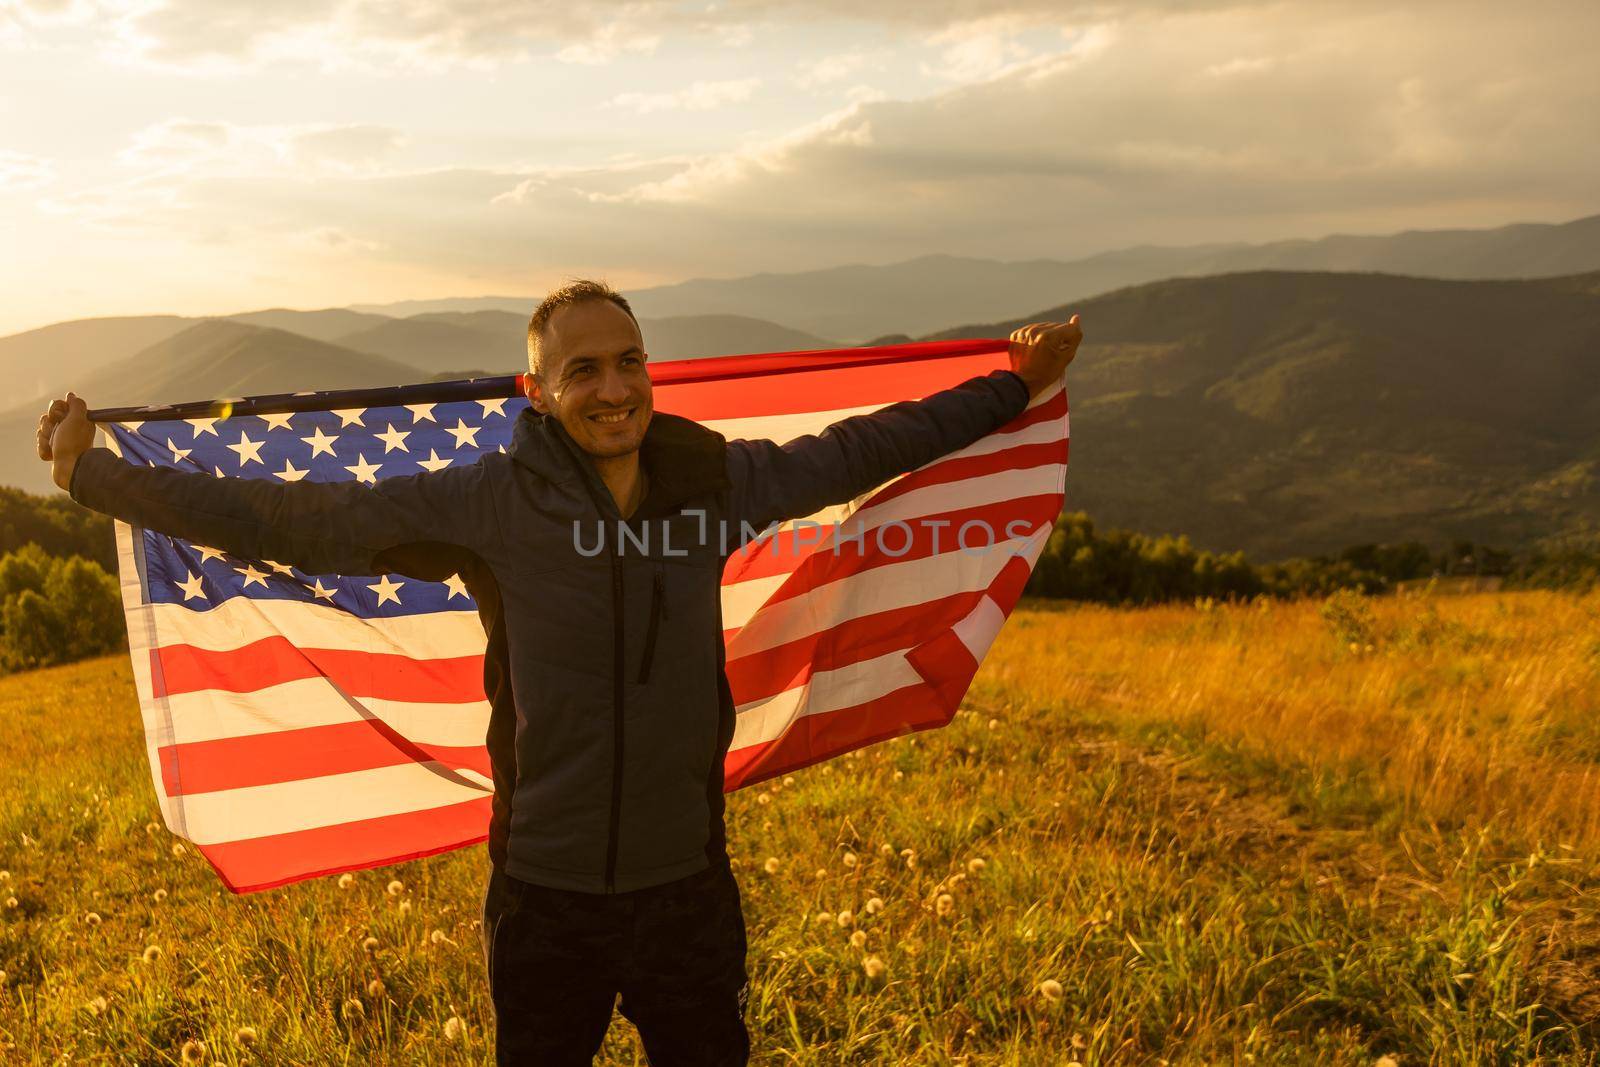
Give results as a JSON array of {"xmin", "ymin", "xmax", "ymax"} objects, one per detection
[{"xmin": 481, "ymin": 860, "xmax": 751, "ymax": 1066}]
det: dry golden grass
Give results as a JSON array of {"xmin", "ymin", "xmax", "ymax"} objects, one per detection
[
  {"xmin": 981, "ymin": 590, "xmax": 1600, "ymax": 853},
  {"xmin": 1, "ymin": 589, "xmax": 1597, "ymax": 1063}
]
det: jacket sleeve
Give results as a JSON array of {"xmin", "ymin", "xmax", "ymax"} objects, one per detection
[
  {"xmin": 724, "ymin": 369, "xmax": 1031, "ymax": 533},
  {"xmin": 68, "ymin": 445, "xmax": 499, "ymax": 577}
]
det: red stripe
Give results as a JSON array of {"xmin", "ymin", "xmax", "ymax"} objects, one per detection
[
  {"xmin": 725, "ymin": 588, "xmax": 986, "ymax": 706},
  {"xmin": 152, "ymin": 638, "xmax": 486, "ymax": 701},
  {"xmin": 199, "ymin": 797, "xmax": 492, "ymax": 894},
  {"xmin": 1002, "ymin": 389, "xmax": 1070, "ymax": 433},
  {"xmin": 159, "ymin": 721, "xmax": 491, "ymax": 797},
  {"xmin": 724, "ymin": 681, "xmax": 959, "ymax": 791},
  {"xmin": 654, "ymin": 350, "xmax": 1009, "ymax": 421}
]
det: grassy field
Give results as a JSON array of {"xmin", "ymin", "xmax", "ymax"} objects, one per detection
[{"xmin": 2, "ymin": 589, "xmax": 1598, "ymax": 1064}]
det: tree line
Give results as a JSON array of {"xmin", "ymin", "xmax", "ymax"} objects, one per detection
[{"xmin": 1025, "ymin": 512, "xmax": 1599, "ymax": 604}]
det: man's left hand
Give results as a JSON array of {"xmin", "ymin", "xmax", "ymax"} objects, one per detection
[{"xmin": 1008, "ymin": 315, "xmax": 1081, "ymax": 398}]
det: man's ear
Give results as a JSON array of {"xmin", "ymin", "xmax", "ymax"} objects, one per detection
[{"xmin": 525, "ymin": 373, "xmax": 550, "ymax": 415}]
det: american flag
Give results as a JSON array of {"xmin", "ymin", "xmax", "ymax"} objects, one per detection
[{"xmin": 99, "ymin": 339, "xmax": 1068, "ymax": 892}]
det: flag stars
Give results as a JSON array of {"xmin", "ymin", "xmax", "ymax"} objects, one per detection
[
  {"xmin": 260, "ymin": 412, "xmax": 295, "ymax": 431},
  {"xmin": 333, "ymin": 408, "xmax": 366, "ymax": 428},
  {"xmin": 368, "ymin": 574, "xmax": 404, "ymax": 606},
  {"xmin": 263, "ymin": 560, "xmax": 295, "ymax": 576},
  {"xmin": 374, "ymin": 423, "xmax": 411, "ymax": 454},
  {"xmin": 344, "ymin": 454, "xmax": 382, "ymax": 484},
  {"xmin": 191, "ymin": 544, "xmax": 226, "ymax": 564},
  {"xmin": 478, "ymin": 398, "xmax": 509, "ymax": 418},
  {"xmin": 167, "ymin": 438, "xmax": 192, "ymax": 464},
  {"xmin": 186, "ymin": 417, "xmax": 220, "ymax": 438},
  {"xmin": 443, "ymin": 573, "xmax": 469, "ymax": 600},
  {"xmin": 417, "ymin": 449, "xmax": 452, "ymax": 473},
  {"xmin": 227, "ymin": 432, "xmax": 265, "ymax": 467},
  {"xmin": 406, "ymin": 403, "xmax": 437, "ymax": 423},
  {"xmin": 309, "ymin": 578, "xmax": 339, "ymax": 602},
  {"xmin": 301, "ymin": 426, "xmax": 339, "ymax": 458},
  {"xmin": 274, "ymin": 459, "xmax": 308, "ymax": 482},
  {"xmin": 234, "ymin": 563, "xmax": 269, "ymax": 589},
  {"xmin": 173, "ymin": 572, "xmax": 206, "ymax": 601},
  {"xmin": 445, "ymin": 420, "xmax": 481, "ymax": 449}
]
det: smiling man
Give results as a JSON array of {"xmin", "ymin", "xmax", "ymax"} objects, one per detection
[{"xmin": 40, "ymin": 278, "xmax": 1081, "ymax": 1065}]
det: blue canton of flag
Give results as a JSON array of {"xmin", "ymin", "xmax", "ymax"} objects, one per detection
[{"xmin": 110, "ymin": 395, "xmax": 528, "ymax": 619}]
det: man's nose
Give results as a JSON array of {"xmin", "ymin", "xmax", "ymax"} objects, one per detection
[{"xmin": 596, "ymin": 367, "xmax": 630, "ymax": 405}]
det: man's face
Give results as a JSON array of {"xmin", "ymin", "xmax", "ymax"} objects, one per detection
[{"xmin": 526, "ymin": 300, "xmax": 653, "ymax": 459}]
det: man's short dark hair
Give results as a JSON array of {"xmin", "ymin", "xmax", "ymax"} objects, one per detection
[{"xmin": 526, "ymin": 279, "xmax": 640, "ymax": 378}]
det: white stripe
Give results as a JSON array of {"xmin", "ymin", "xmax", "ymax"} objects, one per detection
[
  {"xmin": 117, "ymin": 519, "xmax": 179, "ymax": 831},
  {"xmin": 138, "ymin": 595, "xmax": 485, "ymax": 658},
  {"xmin": 157, "ymin": 679, "xmax": 489, "ymax": 748},
  {"xmin": 701, "ymin": 402, "xmax": 887, "ymax": 445},
  {"xmin": 175, "ymin": 762, "xmax": 491, "ymax": 846}
]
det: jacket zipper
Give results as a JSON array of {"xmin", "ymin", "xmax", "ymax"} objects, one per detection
[
  {"xmin": 637, "ymin": 566, "xmax": 666, "ymax": 684},
  {"xmin": 604, "ymin": 551, "xmax": 624, "ymax": 894}
]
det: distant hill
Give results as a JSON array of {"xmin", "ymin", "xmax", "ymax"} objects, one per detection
[
  {"xmin": 622, "ymin": 212, "xmax": 1600, "ymax": 341},
  {"xmin": 335, "ymin": 315, "xmax": 521, "ymax": 375},
  {"xmin": 635, "ymin": 315, "xmax": 834, "ymax": 359},
  {"xmin": 0, "ymin": 321, "xmax": 420, "ymax": 494},
  {"xmin": 0, "ymin": 316, "xmax": 193, "ymax": 405},
  {"xmin": 225, "ymin": 308, "xmax": 394, "ymax": 343},
  {"xmin": 930, "ymin": 270, "xmax": 1600, "ymax": 560},
  {"xmin": 347, "ymin": 295, "xmax": 533, "ymax": 317}
]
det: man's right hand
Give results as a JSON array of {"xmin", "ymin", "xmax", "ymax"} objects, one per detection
[{"xmin": 37, "ymin": 392, "xmax": 95, "ymax": 493}]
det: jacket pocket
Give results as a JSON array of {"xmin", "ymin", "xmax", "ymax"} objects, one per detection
[{"xmin": 637, "ymin": 564, "xmax": 668, "ymax": 684}]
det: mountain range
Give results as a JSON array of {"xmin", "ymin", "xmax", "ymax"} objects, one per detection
[
  {"xmin": 352, "ymin": 211, "xmax": 1600, "ymax": 342},
  {"xmin": 932, "ymin": 270, "xmax": 1600, "ymax": 558}
]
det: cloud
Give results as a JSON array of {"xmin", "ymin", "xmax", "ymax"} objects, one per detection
[
  {"xmin": 288, "ymin": 125, "xmax": 407, "ymax": 171},
  {"xmin": 0, "ymin": 149, "xmax": 54, "ymax": 191},
  {"xmin": 3, "ymin": 0, "xmax": 1283, "ymax": 71},
  {"xmin": 29, "ymin": 2, "xmax": 1600, "ymax": 315},
  {"xmin": 114, "ymin": 119, "xmax": 407, "ymax": 177},
  {"xmin": 607, "ymin": 78, "xmax": 761, "ymax": 114},
  {"xmin": 795, "ymin": 51, "xmax": 872, "ymax": 89}
]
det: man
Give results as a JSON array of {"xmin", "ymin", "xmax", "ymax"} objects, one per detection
[{"xmin": 38, "ymin": 280, "xmax": 1081, "ymax": 1065}]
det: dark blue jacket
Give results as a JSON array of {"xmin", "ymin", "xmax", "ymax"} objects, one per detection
[{"xmin": 71, "ymin": 369, "xmax": 1030, "ymax": 892}]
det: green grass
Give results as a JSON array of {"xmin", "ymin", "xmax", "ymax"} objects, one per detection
[{"xmin": 3, "ymin": 592, "xmax": 1599, "ymax": 1063}]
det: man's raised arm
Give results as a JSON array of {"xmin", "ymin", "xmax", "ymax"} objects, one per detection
[
  {"xmin": 725, "ymin": 318, "xmax": 1081, "ymax": 533},
  {"xmin": 38, "ymin": 393, "xmax": 498, "ymax": 577}
]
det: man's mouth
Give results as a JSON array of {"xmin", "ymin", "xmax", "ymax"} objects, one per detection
[{"xmin": 588, "ymin": 408, "xmax": 634, "ymax": 425}]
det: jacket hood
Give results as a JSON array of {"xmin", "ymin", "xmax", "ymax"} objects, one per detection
[{"xmin": 507, "ymin": 407, "xmax": 731, "ymax": 510}]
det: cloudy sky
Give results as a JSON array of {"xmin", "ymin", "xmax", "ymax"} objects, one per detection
[{"xmin": 1, "ymin": 0, "xmax": 1596, "ymax": 335}]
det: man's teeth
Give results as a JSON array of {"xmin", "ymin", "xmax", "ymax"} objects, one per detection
[{"xmin": 592, "ymin": 411, "xmax": 630, "ymax": 424}]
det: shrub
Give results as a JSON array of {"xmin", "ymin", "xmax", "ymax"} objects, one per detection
[{"xmin": 0, "ymin": 544, "xmax": 124, "ymax": 671}]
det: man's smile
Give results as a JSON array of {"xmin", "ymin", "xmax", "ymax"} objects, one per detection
[{"xmin": 589, "ymin": 408, "xmax": 635, "ymax": 425}]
